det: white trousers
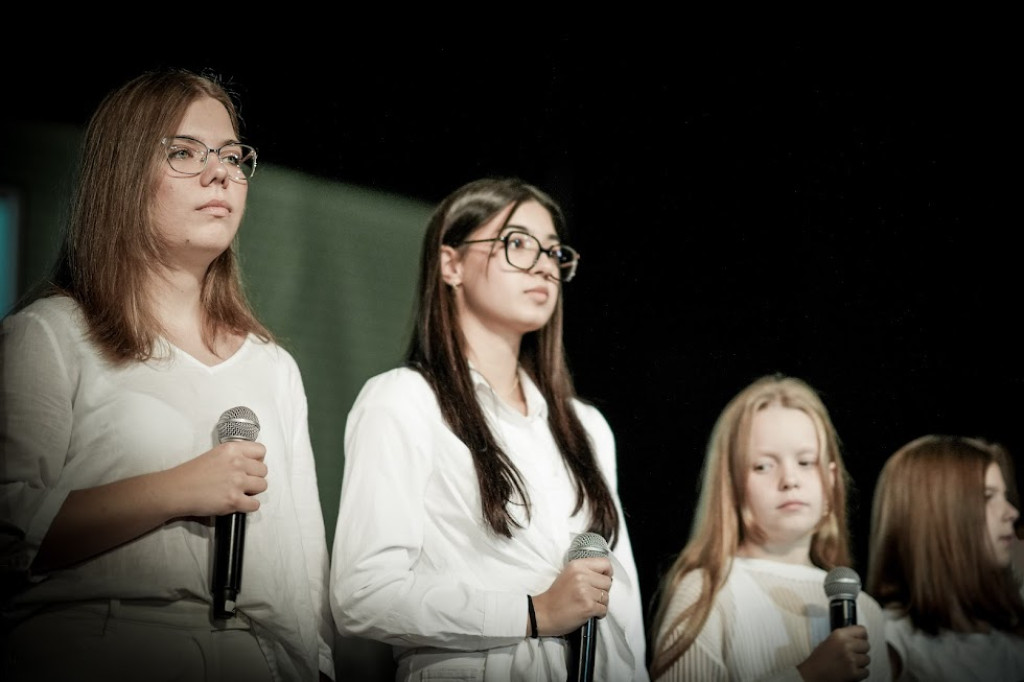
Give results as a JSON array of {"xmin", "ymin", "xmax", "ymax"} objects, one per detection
[{"xmin": 2, "ymin": 598, "xmax": 274, "ymax": 682}]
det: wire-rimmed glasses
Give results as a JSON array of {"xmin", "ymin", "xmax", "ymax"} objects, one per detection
[
  {"xmin": 460, "ymin": 230, "xmax": 580, "ymax": 282},
  {"xmin": 160, "ymin": 136, "xmax": 257, "ymax": 182}
]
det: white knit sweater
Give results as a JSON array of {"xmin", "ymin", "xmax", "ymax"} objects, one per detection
[{"xmin": 654, "ymin": 557, "xmax": 890, "ymax": 682}]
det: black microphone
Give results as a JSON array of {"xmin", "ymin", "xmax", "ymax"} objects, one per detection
[
  {"xmin": 824, "ymin": 566, "xmax": 860, "ymax": 630},
  {"xmin": 212, "ymin": 406, "xmax": 260, "ymax": 619},
  {"xmin": 565, "ymin": 532, "xmax": 609, "ymax": 682}
]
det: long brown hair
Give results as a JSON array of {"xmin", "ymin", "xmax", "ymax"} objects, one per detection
[
  {"xmin": 866, "ymin": 434, "xmax": 1024, "ymax": 636},
  {"xmin": 44, "ymin": 67, "xmax": 271, "ymax": 363},
  {"xmin": 649, "ymin": 374, "xmax": 852, "ymax": 678},
  {"xmin": 405, "ymin": 177, "xmax": 619, "ymax": 543}
]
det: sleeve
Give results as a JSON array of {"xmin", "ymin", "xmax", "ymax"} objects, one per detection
[
  {"xmin": 282, "ymin": 352, "xmax": 336, "ymax": 680},
  {"xmin": 0, "ymin": 306, "xmax": 76, "ymax": 578},
  {"xmin": 652, "ymin": 570, "xmax": 730, "ymax": 682},
  {"xmin": 576, "ymin": 402, "xmax": 650, "ymax": 680},
  {"xmin": 328, "ymin": 373, "xmax": 524, "ymax": 650}
]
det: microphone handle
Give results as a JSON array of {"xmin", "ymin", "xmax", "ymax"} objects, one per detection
[
  {"xmin": 212, "ymin": 512, "xmax": 246, "ymax": 619},
  {"xmin": 829, "ymin": 598, "xmax": 857, "ymax": 630},
  {"xmin": 566, "ymin": 617, "xmax": 597, "ymax": 682}
]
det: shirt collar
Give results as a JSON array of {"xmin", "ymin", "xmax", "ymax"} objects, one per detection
[{"xmin": 468, "ymin": 363, "xmax": 547, "ymax": 420}]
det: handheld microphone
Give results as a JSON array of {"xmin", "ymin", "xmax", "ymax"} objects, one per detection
[
  {"xmin": 824, "ymin": 566, "xmax": 860, "ymax": 630},
  {"xmin": 566, "ymin": 532, "xmax": 609, "ymax": 682},
  {"xmin": 212, "ymin": 406, "xmax": 260, "ymax": 619}
]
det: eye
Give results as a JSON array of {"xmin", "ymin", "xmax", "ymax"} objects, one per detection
[
  {"xmin": 505, "ymin": 234, "xmax": 532, "ymax": 251},
  {"xmin": 167, "ymin": 144, "xmax": 200, "ymax": 161},
  {"xmin": 550, "ymin": 246, "xmax": 570, "ymax": 264},
  {"xmin": 219, "ymin": 145, "xmax": 244, "ymax": 167}
]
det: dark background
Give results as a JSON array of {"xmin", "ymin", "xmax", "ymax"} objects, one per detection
[{"xmin": 3, "ymin": 34, "xmax": 1018, "ymax": 628}]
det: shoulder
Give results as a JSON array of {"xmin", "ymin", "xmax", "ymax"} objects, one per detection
[
  {"xmin": 661, "ymin": 568, "xmax": 710, "ymax": 619},
  {"xmin": 349, "ymin": 367, "xmax": 439, "ymax": 422},
  {"xmin": 571, "ymin": 397, "xmax": 615, "ymax": 452},
  {"xmin": 356, "ymin": 366, "xmax": 432, "ymax": 403},
  {"xmin": 879, "ymin": 610, "xmax": 914, "ymax": 663},
  {"xmin": 244, "ymin": 336, "xmax": 306, "ymax": 383},
  {"xmin": 4, "ymin": 295, "xmax": 80, "ymax": 331},
  {"xmin": 2, "ymin": 295, "xmax": 88, "ymax": 354}
]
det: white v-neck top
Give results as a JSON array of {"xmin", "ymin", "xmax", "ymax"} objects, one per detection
[{"xmin": 1, "ymin": 295, "xmax": 334, "ymax": 681}]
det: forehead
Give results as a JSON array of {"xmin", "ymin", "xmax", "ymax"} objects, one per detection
[
  {"xmin": 985, "ymin": 462, "xmax": 1005, "ymax": 488},
  {"xmin": 176, "ymin": 96, "xmax": 236, "ymax": 143},
  {"xmin": 476, "ymin": 199, "xmax": 555, "ymax": 239},
  {"xmin": 748, "ymin": 405, "xmax": 818, "ymax": 450}
]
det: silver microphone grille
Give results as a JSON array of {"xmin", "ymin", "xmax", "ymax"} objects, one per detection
[
  {"xmin": 216, "ymin": 406, "xmax": 260, "ymax": 443},
  {"xmin": 824, "ymin": 566, "xmax": 861, "ymax": 601},
  {"xmin": 567, "ymin": 532, "xmax": 609, "ymax": 561}
]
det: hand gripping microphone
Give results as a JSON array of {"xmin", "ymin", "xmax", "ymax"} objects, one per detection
[
  {"xmin": 566, "ymin": 532, "xmax": 609, "ymax": 682},
  {"xmin": 824, "ymin": 566, "xmax": 860, "ymax": 630},
  {"xmin": 212, "ymin": 406, "xmax": 260, "ymax": 619}
]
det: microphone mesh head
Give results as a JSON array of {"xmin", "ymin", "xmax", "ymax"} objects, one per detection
[
  {"xmin": 567, "ymin": 532, "xmax": 609, "ymax": 561},
  {"xmin": 824, "ymin": 566, "xmax": 861, "ymax": 601},
  {"xmin": 217, "ymin": 406, "xmax": 260, "ymax": 442}
]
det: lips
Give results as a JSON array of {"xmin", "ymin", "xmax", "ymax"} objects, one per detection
[
  {"xmin": 525, "ymin": 285, "xmax": 551, "ymax": 301},
  {"xmin": 198, "ymin": 200, "xmax": 231, "ymax": 216}
]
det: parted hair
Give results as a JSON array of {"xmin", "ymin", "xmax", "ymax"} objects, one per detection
[
  {"xmin": 404, "ymin": 177, "xmax": 619, "ymax": 544},
  {"xmin": 649, "ymin": 374, "xmax": 852, "ymax": 679},
  {"xmin": 42, "ymin": 66, "xmax": 271, "ymax": 363},
  {"xmin": 866, "ymin": 434, "xmax": 1024, "ymax": 637}
]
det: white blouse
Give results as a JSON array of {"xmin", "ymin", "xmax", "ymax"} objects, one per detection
[{"xmin": 330, "ymin": 366, "xmax": 649, "ymax": 681}]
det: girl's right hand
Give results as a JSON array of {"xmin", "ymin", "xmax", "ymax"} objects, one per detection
[
  {"xmin": 530, "ymin": 557, "xmax": 614, "ymax": 636},
  {"xmin": 165, "ymin": 441, "xmax": 268, "ymax": 517},
  {"xmin": 796, "ymin": 625, "xmax": 871, "ymax": 681}
]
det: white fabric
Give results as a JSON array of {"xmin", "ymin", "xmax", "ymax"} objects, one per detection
[
  {"xmin": 329, "ymin": 366, "xmax": 648, "ymax": 682},
  {"xmin": 653, "ymin": 556, "xmax": 891, "ymax": 682},
  {"xmin": 2, "ymin": 599, "xmax": 274, "ymax": 682},
  {"xmin": 0, "ymin": 296, "xmax": 334, "ymax": 682},
  {"xmin": 884, "ymin": 609, "xmax": 1024, "ymax": 682}
]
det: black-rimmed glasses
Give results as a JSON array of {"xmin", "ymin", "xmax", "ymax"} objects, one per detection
[
  {"xmin": 460, "ymin": 230, "xmax": 580, "ymax": 282},
  {"xmin": 160, "ymin": 136, "xmax": 258, "ymax": 182}
]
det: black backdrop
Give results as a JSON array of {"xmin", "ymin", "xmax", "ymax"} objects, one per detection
[{"xmin": 3, "ymin": 33, "xmax": 1018, "ymax": 628}]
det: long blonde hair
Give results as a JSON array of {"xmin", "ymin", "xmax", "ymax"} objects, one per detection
[
  {"xmin": 866, "ymin": 435, "xmax": 1024, "ymax": 636},
  {"xmin": 649, "ymin": 374, "xmax": 852, "ymax": 678}
]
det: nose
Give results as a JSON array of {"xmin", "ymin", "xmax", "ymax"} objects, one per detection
[
  {"xmin": 779, "ymin": 463, "xmax": 799, "ymax": 490},
  {"xmin": 200, "ymin": 151, "xmax": 231, "ymax": 186},
  {"xmin": 1007, "ymin": 500, "xmax": 1020, "ymax": 522},
  {"xmin": 532, "ymin": 248, "xmax": 560, "ymax": 280}
]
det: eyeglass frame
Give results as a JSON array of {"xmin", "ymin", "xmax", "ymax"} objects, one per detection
[
  {"xmin": 159, "ymin": 135, "xmax": 258, "ymax": 181},
  {"xmin": 459, "ymin": 229, "xmax": 580, "ymax": 282}
]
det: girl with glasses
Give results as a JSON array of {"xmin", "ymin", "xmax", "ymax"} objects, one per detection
[
  {"xmin": 329, "ymin": 177, "xmax": 648, "ymax": 680},
  {"xmin": 0, "ymin": 68, "xmax": 334, "ymax": 681}
]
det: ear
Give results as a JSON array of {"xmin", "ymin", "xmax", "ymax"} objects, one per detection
[{"xmin": 440, "ymin": 245, "xmax": 462, "ymax": 287}]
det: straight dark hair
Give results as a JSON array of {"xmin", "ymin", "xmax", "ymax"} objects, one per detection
[{"xmin": 405, "ymin": 177, "xmax": 619, "ymax": 543}]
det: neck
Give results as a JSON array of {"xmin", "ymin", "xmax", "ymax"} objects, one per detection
[
  {"xmin": 736, "ymin": 539, "xmax": 815, "ymax": 567},
  {"xmin": 147, "ymin": 268, "xmax": 206, "ymax": 332}
]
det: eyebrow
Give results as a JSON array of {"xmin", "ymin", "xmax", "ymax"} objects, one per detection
[
  {"xmin": 174, "ymin": 134, "xmax": 243, "ymax": 148},
  {"xmin": 504, "ymin": 223, "xmax": 560, "ymax": 242}
]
